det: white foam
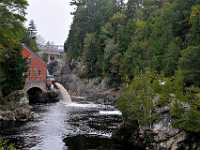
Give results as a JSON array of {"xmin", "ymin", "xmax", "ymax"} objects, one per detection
[
  {"xmin": 55, "ymin": 82, "xmax": 72, "ymax": 103},
  {"xmin": 72, "ymin": 96, "xmax": 86, "ymax": 100},
  {"xmin": 66, "ymin": 102, "xmax": 100, "ymax": 108},
  {"xmin": 99, "ymin": 110, "xmax": 122, "ymax": 116},
  {"xmin": 88, "ymin": 132, "xmax": 112, "ymax": 138}
]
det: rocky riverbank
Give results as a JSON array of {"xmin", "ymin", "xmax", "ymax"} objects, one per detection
[
  {"xmin": 0, "ymin": 90, "xmax": 33, "ymax": 121},
  {"xmin": 113, "ymin": 122, "xmax": 200, "ymax": 150},
  {"xmin": 112, "ymin": 103, "xmax": 200, "ymax": 150},
  {"xmin": 59, "ymin": 61, "xmax": 200, "ymax": 150}
]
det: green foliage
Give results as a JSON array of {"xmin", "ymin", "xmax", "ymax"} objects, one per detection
[
  {"xmin": 189, "ymin": 4, "xmax": 200, "ymax": 45},
  {"xmin": 126, "ymin": 0, "xmax": 139, "ymax": 18},
  {"xmin": 65, "ymin": 0, "xmax": 200, "ymax": 85},
  {"xmin": 170, "ymin": 73, "xmax": 200, "ymax": 132},
  {"xmin": 23, "ymin": 20, "xmax": 40, "ymax": 52},
  {"xmin": 66, "ymin": 0, "xmax": 200, "ymax": 132},
  {"xmin": 82, "ymin": 33, "xmax": 100, "ymax": 77},
  {"xmin": 117, "ymin": 72, "xmax": 159, "ymax": 128},
  {"xmin": 42, "ymin": 53, "xmax": 48, "ymax": 63},
  {"xmin": 0, "ymin": 0, "xmax": 28, "ymax": 96},
  {"xmin": 0, "ymin": 45, "xmax": 26, "ymax": 96},
  {"xmin": 179, "ymin": 46, "xmax": 200, "ymax": 86},
  {"xmin": 65, "ymin": 0, "xmax": 119, "ymax": 59},
  {"xmin": 0, "ymin": 139, "xmax": 16, "ymax": 150},
  {"xmin": 118, "ymin": 71, "xmax": 200, "ymax": 132},
  {"xmin": 171, "ymin": 101, "xmax": 200, "ymax": 133}
]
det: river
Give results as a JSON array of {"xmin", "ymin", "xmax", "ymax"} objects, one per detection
[{"xmin": 0, "ymin": 99, "xmax": 123, "ymax": 150}]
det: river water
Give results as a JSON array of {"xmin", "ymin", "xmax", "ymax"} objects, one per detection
[{"xmin": 0, "ymin": 100, "xmax": 123, "ymax": 150}]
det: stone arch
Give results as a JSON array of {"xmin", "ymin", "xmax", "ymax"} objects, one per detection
[
  {"xmin": 27, "ymin": 87, "xmax": 44, "ymax": 104},
  {"xmin": 25, "ymin": 85, "xmax": 46, "ymax": 93}
]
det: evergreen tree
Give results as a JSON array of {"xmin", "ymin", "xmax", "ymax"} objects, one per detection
[
  {"xmin": 23, "ymin": 20, "xmax": 39, "ymax": 52},
  {"xmin": 65, "ymin": 0, "xmax": 200, "ymax": 133},
  {"xmin": 0, "ymin": 0, "xmax": 28, "ymax": 96},
  {"xmin": 126, "ymin": 0, "xmax": 139, "ymax": 18},
  {"xmin": 65, "ymin": 0, "xmax": 119, "ymax": 59},
  {"xmin": 28, "ymin": 20, "xmax": 37, "ymax": 39}
]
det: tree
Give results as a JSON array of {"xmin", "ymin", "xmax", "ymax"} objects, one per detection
[
  {"xmin": 65, "ymin": 0, "xmax": 200, "ymax": 133},
  {"xmin": 65, "ymin": 0, "xmax": 119, "ymax": 59},
  {"xmin": 117, "ymin": 72, "xmax": 159, "ymax": 128},
  {"xmin": 28, "ymin": 20, "xmax": 37, "ymax": 39},
  {"xmin": 0, "ymin": 0, "xmax": 28, "ymax": 96},
  {"xmin": 118, "ymin": 71, "xmax": 200, "ymax": 132},
  {"xmin": 82, "ymin": 33, "xmax": 100, "ymax": 77},
  {"xmin": 189, "ymin": 4, "xmax": 200, "ymax": 46},
  {"xmin": 103, "ymin": 39, "xmax": 121, "ymax": 85},
  {"xmin": 0, "ymin": 46, "xmax": 27, "ymax": 96},
  {"xmin": 179, "ymin": 46, "xmax": 200, "ymax": 86},
  {"xmin": 126, "ymin": 0, "xmax": 142, "ymax": 18},
  {"xmin": 23, "ymin": 20, "xmax": 40, "ymax": 52},
  {"xmin": 170, "ymin": 71, "xmax": 200, "ymax": 133}
]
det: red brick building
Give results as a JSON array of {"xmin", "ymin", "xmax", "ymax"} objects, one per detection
[{"xmin": 21, "ymin": 47, "xmax": 47, "ymax": 82}]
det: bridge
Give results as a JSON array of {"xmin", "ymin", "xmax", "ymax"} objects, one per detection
[{"xmin": 38, "ymin": 44, "xmax": 64, "ymax": 63}]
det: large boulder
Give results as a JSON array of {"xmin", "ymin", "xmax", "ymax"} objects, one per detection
[
  {"xmin": 14, "ymin": 104, "xmax": 33, "ymax": 121},
  {"xmin": 112, "ymin": 121, "xmax": 144, "ymax": 149}
]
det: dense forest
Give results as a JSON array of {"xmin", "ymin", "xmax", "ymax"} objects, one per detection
[
  {"xmin": 0, "ymin": 0, "xmax": 40, "ymax": 97},
  {"xmin": 65, "ymin": 0, "xmax": 200, "ymax": 133},
  {"xmin": 0, "ymin": 0, "xmax": 28, "ymax": 97}
]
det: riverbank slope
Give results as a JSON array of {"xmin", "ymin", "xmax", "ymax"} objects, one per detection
[
  {"xmin": 59, "ymin": 62, "xmax": 200, "ymax": 150},
  {"xmin": 0, "ymin": 90, "xmax": 33, "ymax": 121}
]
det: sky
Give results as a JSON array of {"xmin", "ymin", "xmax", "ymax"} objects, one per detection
[{"xmin": 27, "ymin": 0, "xmax": 74, "ymax": 45}]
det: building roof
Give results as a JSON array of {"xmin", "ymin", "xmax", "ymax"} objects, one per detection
[{"xmin": 22, "ymin": 44, "xmax": 46, "ymax": 65}]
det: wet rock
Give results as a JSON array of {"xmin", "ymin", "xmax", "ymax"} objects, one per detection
[
  {"xmin": 44, "ymin": 90, "xmax": 60, "ymax": 103},
  {"xmin": 64, "ymin": 134, "xmax": 126, "ymax": 150},
  {"xmin": 112, "ymin": 121, "xmax": 144, "ymax": 149},
  {"xmin": 3, "ymin": 90, "xmax": 28, "ymax": 104},
  {"xmin": 114, "ymin": 124, "xmax": 200, "ymax": 150},
  {"xmin": 177, "ymin": 133, "xmax": 200, "ymax": 150},
  {"xmin": 112, "ymin": 104, "xmax": 200, "ymax": 150},
  {"xmin": 14, "ymin": 104, "xmax": 33, "ymax": 121},
  {"xmin": 0, "ymin": 90, "xmax": 33, "ymax": 121},
  {"xmin": 0, "ymin": 111, "xmax": 15, "ymax": 121},
  {"xmin": 152, "ymin": 131, "xmax": 200, "ymax": 150}
]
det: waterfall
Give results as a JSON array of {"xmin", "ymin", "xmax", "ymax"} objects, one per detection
[{"xmin": 54, "ymin": 82, "xmax": 72, "ymax": 103}]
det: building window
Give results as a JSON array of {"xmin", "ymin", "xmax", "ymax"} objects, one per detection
[
  {"xmin": 38, "ymin": 70, "xmax": 41, "ymax": 79},
  {"xmin": 34, "ymin": 68, "xmax": 38, "ymax": 79}
]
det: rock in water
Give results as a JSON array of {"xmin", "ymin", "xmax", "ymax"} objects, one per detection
[{"xmin": 55, "ymin": 82, "xmax": 72, "ymax": 103}]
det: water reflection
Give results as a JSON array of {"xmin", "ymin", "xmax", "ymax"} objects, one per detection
[
  {"xmin": 31, "ymin": 103, "xmax": 68, "ymax": 150},
  {"xmin": 64, "ymin": 134, "xmax": 123, "ymax": 150}
]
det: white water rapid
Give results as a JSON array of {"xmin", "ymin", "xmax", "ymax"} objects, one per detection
[{"xmin": 55, "ymin": 82, "xmax": 72, "ymax": 103}]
